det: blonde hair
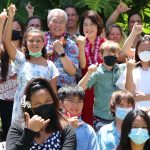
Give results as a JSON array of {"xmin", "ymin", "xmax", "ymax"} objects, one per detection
[{"xmin": 100, "ymin": 40, "xmax": 121, "ymax": 55}]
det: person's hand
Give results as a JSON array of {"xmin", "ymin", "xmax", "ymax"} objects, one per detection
[
  {"xmin": 0, "ymin": 9, "xmax": 7, "ymax": 24},
  {"xmin": 52, "ymin": 40, "xmax": 64, "ymax": 55},
  {"xmin": 25, "ymin": 112, "xmax": 50, "ymax": 132},
  {"xmin": 8, "ymin": 3, "xmax": 16, "ymax": 19},
  {"xmin": 117, "ymin": 2, "xmax": 131, "ymax": 14},
  {"xmin": 25, "ymin": 1, "xmax": 34, "ymax": 17},
  {"xmin": 75, "ymin": 35, "xmax": 86, "ymax": 52},
  {"xmin": 88, "ymin": 63, "xmax": 99, "ymax": 74},
  {"xmin": 126, "ymin": 58, "xmax": 140, "ymax": 71},
  {"xmin": 131, "ymin": 22, "xmax": 143, "ymax": 37}
]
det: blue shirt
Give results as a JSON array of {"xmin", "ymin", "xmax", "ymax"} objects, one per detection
[
  {"xmin": 97, "ymin": 121, "xmax": 120, "ymax": 150},
  {"xmin": 76, "ymin": 119, "xmax": 100, "ymax": 150}
]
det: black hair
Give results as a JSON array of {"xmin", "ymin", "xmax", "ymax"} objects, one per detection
[
  {"xmin": 26, "ymin": 15, "xmax": 43, "ymax": 30},
  {"xmin": 135, "ymin": 35, "xmax": 150, "ymax": 67},
  {"xmin": 64, "ymin": 5, "xmax": 78, "ymax": 15},
  {"xmin": 1, "ymin": 48, "xmax": 9, "ymax": 81},
  {"xmin": 79, "ymin": 10, "xmax": 103, "ymax": 36},
  {"xmin": 109, "ymin": 90, "xmax": 135, "ymax": 117},
  {"xmin": 117, "ymin": 109, "xmax": 150, "ymax": 150},
  {"xmin": 58, "ymin": 83, "xmax": 85, "ymax": 102},
  {"xmin": 23, "ymin": 78, "xmax": 66, "ymax": 134}
]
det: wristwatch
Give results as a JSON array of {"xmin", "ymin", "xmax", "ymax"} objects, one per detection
[{"xmin": 59, "ymin": 53, "xmax": 66, "ymax": 57}]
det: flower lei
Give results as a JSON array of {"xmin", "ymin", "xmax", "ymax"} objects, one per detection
[
  {"xmin": 85, "ymin": 36, "xmax": 103, "ymax": 65},
  {"xmin": 44, "ymin": 32, "xmax": 68, "ymax": 61}
]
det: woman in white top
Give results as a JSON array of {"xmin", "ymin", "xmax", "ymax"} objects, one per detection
[{"xmin": 117, "ymin": 35, "xmax": 150, "ymax": 111}]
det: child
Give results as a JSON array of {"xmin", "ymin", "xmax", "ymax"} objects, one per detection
[
  {"xmin": 117, "ymin": 109, "xmax": 150, "ymax": 150},
  {"xmin": 58, "ymin": 84, "xmax": 100, "ymax": 150},
  {"xmin": 97, "ymin": 90, "xmax": 135, "ymax": 150},
  {"xmin": 78, "ymin": 40, "xmax": 126, "ymax": 132}
]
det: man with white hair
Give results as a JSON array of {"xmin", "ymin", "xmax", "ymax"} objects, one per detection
[{"xmin": 45, "ymin": 8, "xmax": 79, "ymax": 88}]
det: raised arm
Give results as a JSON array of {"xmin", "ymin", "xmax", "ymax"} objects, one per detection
[
  {"xmin": 78, "ymin": 63, "xmax": 98, "ymax": 90},
  {"xmin": 76, "ymin": 35, "xmax": 86, "ymax": 69},
  {"xmin": 106, "ymin": 2, "xmax": 130, "ymax": 27},
  {"xmin": 122, "ymin": 23, "xmax": 142, "ymax": 57},
  {"xmin": 53, "ymin": 40, "xmax": 78, "ymax": 76},
  {"xmin": 0, "ymin": 9, "xmax": 7, "ymax": 57},
  {"xmin": 25, "ymin": 1, "xmax": 34, "ymax": 17},
  {"xmin": 3, "ymin": 4, "xmax": 17, "ymax": 61},
  {"xmin": 125, "ymin": 59, "xmax": 138, "ymax": 93}
]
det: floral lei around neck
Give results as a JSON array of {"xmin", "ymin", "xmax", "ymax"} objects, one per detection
[
  {"xmin": 85, "ymin": 36, "xmax": 102, "ymax": 65},
  {"xmin": 45, "ymin": 32, "xmax": 68, "ymax": 59}
]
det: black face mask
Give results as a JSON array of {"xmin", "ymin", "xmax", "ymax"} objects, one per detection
[
  {"xmin": 104, "ymin": 56, "xmax": 117, "ymax": 66},
  {"xmin": 12, "ymin": 30, "xmax": 22, "ymax": 41},
  {"xmin": 32, "ymin": 103, "xmax": 55, "ymax": 120}
]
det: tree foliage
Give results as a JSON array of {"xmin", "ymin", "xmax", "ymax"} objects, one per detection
[{"xmin": 0, "ymin": 0, "xmax": 149, "ymax": 34}]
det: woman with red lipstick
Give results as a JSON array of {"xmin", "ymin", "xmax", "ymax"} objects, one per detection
[{"xmin": 79, "ymin": 10, "xmax": 106, "ymax": 126}]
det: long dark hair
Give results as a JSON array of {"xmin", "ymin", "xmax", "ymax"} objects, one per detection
[
  {"xmin": 1, "ymin": 48, "xmax": 9, "ymax": 81},
  {"xmin": 117, "ymin": 109, "xmax": 150, "ymax": 150},
  {"xmin": 22, "ymin": 27, "xmax": 47, "ymax": 59},
  {"xmin": 23, "ymin": 78, "xmax": 67, "ymax": 133}
]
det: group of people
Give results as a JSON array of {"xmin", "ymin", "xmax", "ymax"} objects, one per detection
[{"xmin": 0, "ymin": 1, "xmax": 150, "ymax": 150}]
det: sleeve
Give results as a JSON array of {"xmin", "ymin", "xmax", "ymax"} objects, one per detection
[
  {"xmin": 14, "ymin": 50, "xmax": 26, "ymax": 73},
  {"xmin": 66, "ymin": 40, "xmax": 79, "ymax": 69},
  {"xmin": 61, "ymin": 125, "xmax": 77, "ymax": 150},
  {"xmin": 87, "ymin": 128, "xmax": 100, "ymax": 150},
  {"xmin": 87, "ymin": 71, "xmax": 99, "ymax": 89},
  {"xmin": 97, "ymin": 128, "xmax": 106, "ymax": 150},
  {"xmin": 6, "ymin": 122, "xmax": 37, "ymax": 150},
  {"xmin": 48, "ymin": 60, "xmax": 60, "ymax": 79},
  {"xmin": 115, "ymin": 68, "xmax": 127, "ymax": 90}
]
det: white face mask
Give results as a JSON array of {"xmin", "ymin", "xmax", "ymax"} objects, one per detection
[{"xmin": 138, "ymin": 51, "xmax": 150, "ymax": 62}]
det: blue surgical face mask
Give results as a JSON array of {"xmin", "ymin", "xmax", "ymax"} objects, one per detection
[
  {"xmin": 128, "ymin": 128, "xmax": 150, "ymax": 145},
  {"xmin": 29, "ymin": 50, "xmax": 42, "ymax": 57},
  {"xmin": 116, "ymin": 107, "xmax": 132, "ymax": 120}
]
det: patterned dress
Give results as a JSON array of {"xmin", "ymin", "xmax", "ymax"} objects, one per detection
[{"xmin": 12, "ymin": 50, "xmax": 59, "ymax": 122}]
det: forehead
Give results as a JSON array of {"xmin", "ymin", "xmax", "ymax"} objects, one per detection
[
  {"xmin": 13, "ymin": 21, "xmax": 21, "ymax": 29},
  {"xmin": 31, "ymin": 89, "xmax": 52, "ymax": 102},
  {"xmin": 28, "ymin": 19, "xmax": 41, "ymax": 25},
  {"xmin": 110, "ymin": 27, "xmax": 121, "ymax": 33},
  {"xmin": 138, "ymin": 41, "xmax": 150, "ymax": 50},
  {"xmin": 129, "ymin": 14, "xmax": 142, "ymax": 21},
  {"xmin": 27, "ymin": 32, "xmax": 43, "ymax": 39},
  {"xmin": 51, "ymin": 14, "xmax": 66, "ymax": 21},
  {"xmin": 132, "ymin": 116, "xmax": 146, "ymax": 125},
  {"xmin": 65, "ymin": 7, "xmax": 77, "ymax": 14},
  {"xmin": 65, "ymin": 95, "xmax": 83, "ymax": 100}
]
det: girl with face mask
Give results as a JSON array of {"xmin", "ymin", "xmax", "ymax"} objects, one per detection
[
  {"xmin": 116, "ymin": 35, "xmax": 150, "ymax": 111},
  {"xmin": 3, "ymin": 4, "xmax": 59, "ymax": 123},
  {"xmin": 117, "ymin": 109, "xmax": 150, "ymax": 150},
  {"xmin": 6, "ymin": 78, "xmax": 76, "ymax": 150}
]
